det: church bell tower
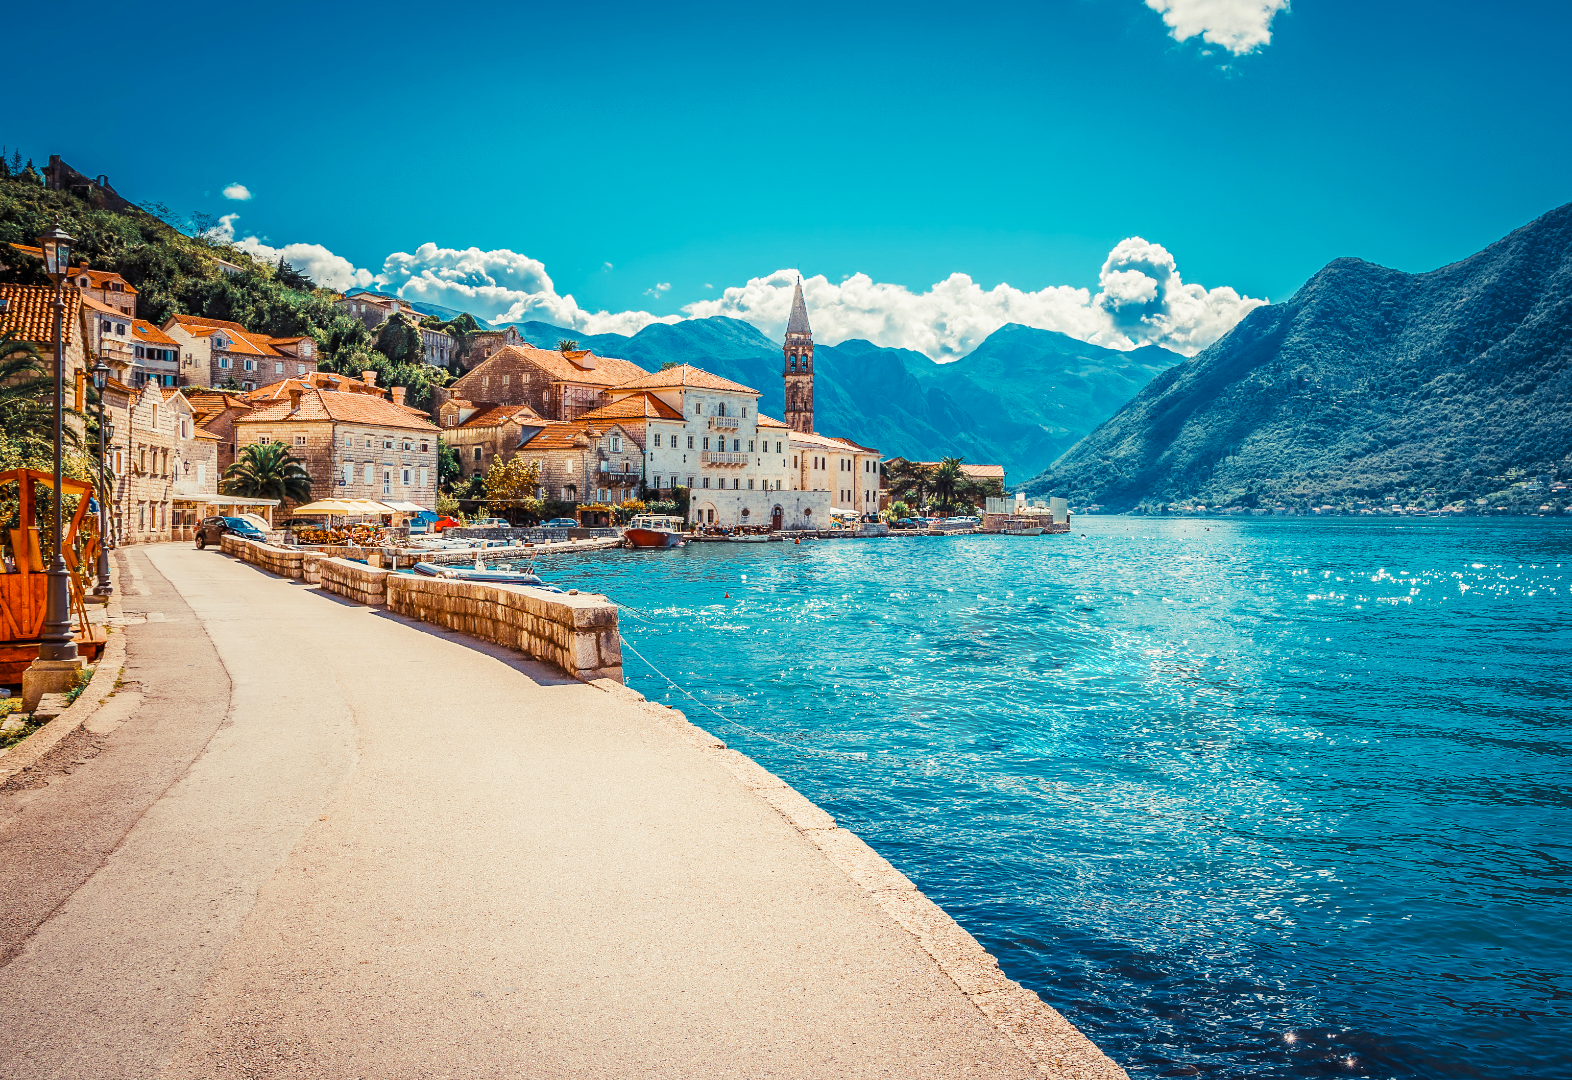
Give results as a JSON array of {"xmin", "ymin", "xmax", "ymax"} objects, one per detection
[{"xmin": 783, "ymin": 276, "xmax": 814, "ymax": 434}]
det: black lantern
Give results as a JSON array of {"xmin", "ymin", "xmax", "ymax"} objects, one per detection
[
  {"xmin": 37, "ymin": 224, "xmax": 73, "ymax": 279},
  {"xmin": 104, "ymin": 422, "xmax": 115, "ymax": 443},
  {"xmin": 93, "ymin": 359, "xmax": 109, "ymax": 390}
]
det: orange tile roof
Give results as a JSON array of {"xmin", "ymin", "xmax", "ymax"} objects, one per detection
[
  {"xmin": 577, "ymin": 391, "xmax": 683, "ymax": 422},
  {"xmin": 166, "ymin": 313, "xmax": 283, "ymax": 357},
  {"xmin": 757, "ymin": 413, "xmax": 788, "ymax": 429},
  {"xmin": 451, "ymin": 344, "xmax": 649, "ymax": 393},
  {"xmin": 458, "ymin": 403, "xmax": 542, "ymax": 429},
  {"xmin": 611, "ymin": 363, "xmax": 757, "ymax": 395},
  {"xmin": 904, "ymin": 460, "xmax": 1005, "ymax": 479},
  {"xmin": 133, "ymin": 320, "xmax": 179, "ymax": 346},
  {"xmin": 193, "ymin": 428, "xmax": 221, "ymax": 441},
  {"xmin": 0, "ymin": 283, "xmax": 80, "ymax": 345},
  {"xmin": 70, "ymin": 268, "xmax": 137, "ymax": 294},
  {"xmin": 791, "ymin": 429, "xmax": 882, "ymax": 455},
  {"xmin": 236, "ymin": 388, "xmax": 438, "ymax": 431},
  {"xmin": 79, "ymin": 294, "xmax": 125, "ymax": 317},
  {"xmin": 517, "ymin": 421, "xmax": 594, "ymax": 451},
  {"xmin": 240, "ymin": 371, "xmax": 380, "ymax": 405}
]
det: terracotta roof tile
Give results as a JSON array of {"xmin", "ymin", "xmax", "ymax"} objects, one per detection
[
  {"xmin": 517, "ymin": 421, "xmax": 593, "ymax": 451},
  {"xmin": 0, "ymin": 283, "xmax": 80, "ymax": 345},
  {"xmin": 5, "ymin": 246, "xmax": 137, "ymax": 293},
  {"xmin": 757, "ymin": 413, "xmax": 788, "ymax": 429},
  {"xmin": 237, "ymin": 389, "xmax": 438, "ymax": 431},
  {"xmin": 577, "ymin": 392, "xmax": 683, "ymax": 422},
  {"xmin": 458, "ymin": 403, "xmax": 542, "ymax": 429},
  {"xmin": 133, "ymin": 320, "xmax": 179, "ymax": 346},
  {"xmin": 450, "ymin": 344, "xmax": 649, "ymax": 394},
  {"xmin": 904, "ymin": 460, "xmax": 1005, "ymax": 479},
  {"xmin": 611, "ymin": 364, "xmax": 757, "ymax": 395}
]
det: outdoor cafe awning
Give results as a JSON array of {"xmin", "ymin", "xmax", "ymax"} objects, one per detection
[
  {"xmin": 383, "ymin": 501, "xmax": 430, "ymax": 513},
  {"xmin": 290, "ymin": 499, "xmax": 399, "ymax": 516}
]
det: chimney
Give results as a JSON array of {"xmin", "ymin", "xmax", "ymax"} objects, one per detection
[
  {"xmin": 288, "ymin": 387, "xmax": 303, "ymax": 413},
  {"xmin": 391, "ymin": 386, "xmax": 407, "ymax": 407},
  {"xmin": 361, "ymin": 370, "xmax": 377, "ymax": 387}
]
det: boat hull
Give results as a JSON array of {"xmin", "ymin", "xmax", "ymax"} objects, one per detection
[{"xmin": 625, "ymin": 528, "xmax": 683, "ymax": 549}]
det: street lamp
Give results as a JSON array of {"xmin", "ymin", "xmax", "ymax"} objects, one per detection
[
  {"xmin": 36, "ymin": 225, "xmax": 78, "ymax": 662},
  {"xmin": 92, "ymin": 359, "xmax": 113, "ymax": 596}
]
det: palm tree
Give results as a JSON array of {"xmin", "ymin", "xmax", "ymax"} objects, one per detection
[
  {"xmin": 933, "ymin": 457, "xmax": 964, "ymax": 513},
  {"xmin": 0, "ymin": 328, "xmax": 86, "ymax": 448},
  {"xmin": 556, "ymin": 338, "xmax": 579, "ymax": 353},
  {"xmin": 222, "ymin": 441, "xmax": 313, "ymax": 503}
]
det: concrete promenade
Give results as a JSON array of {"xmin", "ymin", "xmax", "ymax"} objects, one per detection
[{"xmin": 0, "ymin": 544, "xmax": 1125, "ymax": 1079}]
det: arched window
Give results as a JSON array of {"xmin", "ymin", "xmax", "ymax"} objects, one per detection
[{"xmin": 789, "ymin": 358, "xmax": 796, "ymax": 371}]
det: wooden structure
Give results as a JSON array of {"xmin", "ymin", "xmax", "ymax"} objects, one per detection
[{"xmin": 1, "ymin": 469, "xmax": 107, "ymax": 683}]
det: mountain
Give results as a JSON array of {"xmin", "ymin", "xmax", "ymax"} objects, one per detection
[
  {"xmin": 1023, "ymin": 202, "xmax": 1572, "ymax": 510},
  {"xmin": 491, "ymin": 317, "xmax": 1177, "ymax": 480}
]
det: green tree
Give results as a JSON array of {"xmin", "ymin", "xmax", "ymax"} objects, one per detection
[
  {"xmin": 437, "ymin": 440, "xmax": 462, "ymax": 489},
  {"xmin": 932, "ymin": 457, "xmax": 964, "ymax": 513},
  {"xmin": 0, "ymin": 329, "xmax": 84, "ymax": 447},
  {"xmin": 222, "ymin": 441, "xmax": 312, "ymax": 503},
  {"xmin": 556, "ymin": 338, "xmax": 579, "ymax": 352},
  {"xmin": 374, "ymin": 313, "xmax": 425, "ymax": 366},
  {"xmin": 481, "ymin": 456, "xmax": 543, "ymax": 522}
]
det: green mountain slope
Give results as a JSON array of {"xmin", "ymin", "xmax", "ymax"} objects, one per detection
[{"xmin": 1023, "ymin": 201, "xmax": 1572, "ymax": 511}]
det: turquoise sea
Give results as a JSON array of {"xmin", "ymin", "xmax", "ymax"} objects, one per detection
[{"xmin": 530, "ymin": 519, "xmax": 1571, "ymax": 1079}]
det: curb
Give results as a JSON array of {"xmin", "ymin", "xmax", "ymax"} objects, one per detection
[
  {"xmin": 0, "ymin": 562, "xmax": 128, "ymax": 786},
  {"xmin": 586, "ymin": 678, "xmax": 1131, "ymax": 1080}
]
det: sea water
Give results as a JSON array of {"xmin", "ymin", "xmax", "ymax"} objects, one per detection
[{"xmin": 530, "ymin": 518, "xmax": 1570, "ymax": 1079}]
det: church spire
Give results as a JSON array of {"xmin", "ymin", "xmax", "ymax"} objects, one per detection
[
  {"xmin": 786, "ymin": 276, "xmax": 812, "ymax": 336},
  {"xmin": 783, "ymin": 275, "xmax": 814, "ymax": 434}
]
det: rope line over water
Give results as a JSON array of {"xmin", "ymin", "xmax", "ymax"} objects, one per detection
[{"xmin": 617, "ymin": 633, "xmax": 868, "ymax": 761}]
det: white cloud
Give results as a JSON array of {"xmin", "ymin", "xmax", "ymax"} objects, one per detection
[
  {"xmin": 1144, "ymin": 0, "xmax": 1289, "ymax": 56},
  {"xmin": 645, "ymin": 282, "xmax": 671, "ymax": 297},
  {"xmin": 208, "ymin": 215, "xmax": 374, "ymax": 291},
  {"xmin": 222, "ymin": 183, "xmax": 252, "ymax": 201},
  {"xmin": 373, "ymin": 242, "xmax": 674, "ymax": 335},
  {"xmin": 684, "ymin": 239, "xmax": 1264, "ymax": 359},
  {"xmin": 194, "ymin": 227, "xmax": 1263, "ymax": 357}
]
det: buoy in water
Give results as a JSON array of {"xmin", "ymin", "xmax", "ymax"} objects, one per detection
[{"xmin": 725, "ymin": 592, "xmax": 730, "ymax": 598}]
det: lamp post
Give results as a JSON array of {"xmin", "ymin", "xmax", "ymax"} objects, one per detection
[
  {"xmin": 36, "ymin": 225, "xmax": 78, "ymax": 662},
  {"xmin": 92, "ymin": 359, "xmax": 113, "ymax": 596}
]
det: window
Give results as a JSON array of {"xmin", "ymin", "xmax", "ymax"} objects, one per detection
[
  {"xmin": 610, "ymin": 435, "xmax": 622, "ymax": 452},
  {"xmin": 794, "ymin": 456, "xmax": 798, "ymax": 468},
  {"xmin": 702, "ymin": 477, "xmax": 710, "ymax": 488},
  {"xmin": 748, "ymin": 479, "xmax": 754, "ymax": 489},
  {"xmin": 402, "ymin": 440, "xmax": 412, "ymax": 451},
  {"xmin": 652, "ymin": 475, "xmax": 661, "ymax": 489},
  {"xmin": 294, "ymin": 435, "xmax": 307, "ymax": 446},
  {"xmin": 732, "ymin": 478, "xmax": 740, "ymax": 489},
  {"xmin": 473, "ymin": 447, "xmax": 482, "ymax": 461},
  {"xmin": 364, "ymin": 437, "xmax": 373, "ymax": 448},
  {"xmin": 401, "ymin": 468, "xmax": 411, "ymax": 486},
  {"xmin": 244, "ymin": 359, "xmax": 255, "ymax": 372},
  {"xmin": 219, "ymin": 357, "xmax": 230, "ymax": 369},
  {"xmin": 275, "ymin": 362, "xmax": 284, "ymax": 374},
  {"xmin": 748, "ymin": 440, "xmax": 755, "ymax": 452},
  {"xmin": 341, "ymin": 464, "xmax": 352, "ymax": 485},
  {"xmin": 702, "ymin": 437, "xmax": 710, "ymax": 450},
  {"xmin": 419, "ymin": 467, "xmax": 428, "ymax": 487},
  {"xmin": 693, "ymin": 402, "xmax": 701, "ymax": 415},
  {"xmin": 653, "ymin": 433, "xmax": 661, "ymax": 447},
  {"xmin": 344, "ymin": 434, "xmax": 352, "ymax": 447},
  {"xmin": 383, "ymin": 469, "xmax": 392, "ymax": 495},
  {"xmin": 481, "ymin": 376, "xmax": 489, "ymax": 388},
  {"xmin": 364, "ymin": 464, "xmax": 374, "ymax": 484},
  {"xmin": 732, "ymin": 439, "xmax": 740, "ymax": 452},
  {"xmin": 384, "ymin": 437, "xmax": 394, "ymax": 449},
  {"xmin": 152, "ymin": 405, "xmax": 160, "ymax": 428},
  {"xmin": 718, "ymin": 403, "xmax": 726, "ymax": 417},
  {"xmin": 687, "ymin": 476, "xmax": 694, "ymax": 489},
  {"xmin": 687, "ymin": 436, "xmax": 694, "ymax": 449},
  {"xmin": 776, "ymin": 441, "xmax": 782, "ymax": 454},
  {"xmin": 742, "ymin": 407, "xmax": 747, "ymax": 416},
  {"xmin": 420, "ymin": 442, "xmax": 429, "ymax": 453}
]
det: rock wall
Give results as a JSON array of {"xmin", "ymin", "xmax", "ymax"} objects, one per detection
[
  {"xmin": 385, "ymin": 574, "xmax": 622, "ymax": 683},
  {"xmin": 317, "ymin": 557, "xmax": 389, "ymax": 607}
]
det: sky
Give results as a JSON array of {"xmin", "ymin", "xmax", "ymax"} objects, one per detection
[{"xmin": 6, "ymin": 0, "xmax": 1571, "ymax": 359}]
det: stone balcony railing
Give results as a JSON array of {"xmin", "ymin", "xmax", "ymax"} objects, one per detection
[
  {"xmin": 701, "ymin": 451, "xmax": 749, "ymax": 467},
  {"xmin": 708, "ymin": 416, "xmax": 740, "ymax": 431}
]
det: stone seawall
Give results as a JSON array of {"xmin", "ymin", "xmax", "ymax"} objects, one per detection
[
  {"xmin": 385, "ymin": 574, "xmax": 622, "ymax": 683},
  {"xmin": 216, "ymin": 538, "xmax": 621, "ymax": 684}
]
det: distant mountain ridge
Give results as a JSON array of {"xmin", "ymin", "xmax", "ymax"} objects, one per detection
[
  {"xmin": 490, "ymin": 316, "xmax": 1181, "ymax": 480},
  {"xmin": 1022, "ymin": 202, "xmax": 1572, "ymax": 510}
]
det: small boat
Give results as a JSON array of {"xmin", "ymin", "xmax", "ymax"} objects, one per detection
[
  {"xmin": 727, "ymin": 534, "xmax": 770, "ymax": 543},
  {"xmin": 1004, "ymin": 526, "xmax": 1045, "ymax": 536},
  {"xmin": 624, "ymin": 514, "xmax": 685, "ymax": 549},
  {"xmin": 411, "ymin": 562, "xmax": 554, "ymax": 588}
]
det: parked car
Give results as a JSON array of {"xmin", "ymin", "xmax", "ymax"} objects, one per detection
[
  {"xmin": 893, "ymin": 518, "xmax": 916, "ymax": 530},
  {"xmin": 194, "ymin": 516, "xmax": 267, "ymax": 549},
  {"xmin": 473, "ymin": 517, "xmax": 511, "ymax": 528},
  {"xmin": 542, "ymin": 518, "xmax": 579, "ymax": 529}
]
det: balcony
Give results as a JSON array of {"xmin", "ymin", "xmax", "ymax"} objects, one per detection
[
  {"xmin": 701, "ymin": 451, "xmax": 749, "ymax": 467},
  {"xmin": 709, "ymin": 416, "xmax": 740, "ymax": 431}
]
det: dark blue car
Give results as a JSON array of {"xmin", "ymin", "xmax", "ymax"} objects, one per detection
[{"xmin": 195, "ymin": 515, "xmax": 267, "ymax": 549}]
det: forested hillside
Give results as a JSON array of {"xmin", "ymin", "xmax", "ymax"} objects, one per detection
[
  {"xmin": 1023, "ymin": 201, "xmax": 1572, "ymax": 512},
  {"xmin": 0, "ymin": 161, "xmax": 450, "ymax": 407}
]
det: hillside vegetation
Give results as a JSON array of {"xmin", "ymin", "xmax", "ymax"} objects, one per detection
[
  {"xmin": 0, "ymin": 163, "xmax": 449, "ymax": 407},
  {"xmin": 1024, "ymin": 202, "xmax": 1572, "ymax": 513}
]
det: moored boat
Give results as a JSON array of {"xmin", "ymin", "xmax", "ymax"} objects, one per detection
[
  {"xmin": 411, "ymin": 562, "xmax": 555, "ymax": 588},
  {"xmin": 624, "ymin": 514, "xmax": 685, "ymax": 549}
]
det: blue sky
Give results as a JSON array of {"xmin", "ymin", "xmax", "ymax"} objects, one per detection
[{"xmin": 6, "ymin": 0, "xmax": 1570, "ymax": 356}]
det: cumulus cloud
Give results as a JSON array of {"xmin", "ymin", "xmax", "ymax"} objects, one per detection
[
  {"xmin": 193, "ymin": 227, "xmax": 1263, "ymax": 357},
  {"xmin": 208, "ymin": 215, "xmax": 374, "ymax": 291},
  {"xmin": 1144, "ymin": 0, "xmax": 1289, "ymax": 55},
  {"xmin": 222, "ymin": 183, "xmax": 252, "ymax": 201},
  {"xmin": 373, "ymin": 242, "xmax": 674, "ymax": 336},
  {"xmin": 645, "ymin": 282, "xmax": 671, "ymax": 297},
  {"xmin": 684, "ymin": 240, "xmax": 1264, "ymax": 358}
]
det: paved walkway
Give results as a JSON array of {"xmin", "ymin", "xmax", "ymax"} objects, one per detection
[{"xmin": 0, "ymin": 545, "xmax": 1095, "ymax": 1079}]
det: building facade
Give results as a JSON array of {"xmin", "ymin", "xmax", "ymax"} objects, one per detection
[
  {"xmin": 104, "ymin": 386, "xmax": 219, "ymax": 545},
  {"xmin": 162, "ymin": 314, "xmax": 319, "ymax": 390},
  {"xmin": 234, "ymin": 388, "xmax": 440, "ymax": 511},
  {"xmin": 515, "ymin": 419, "xmax": 647, "ymax": 507},
  {"xmin": 439, "ymin": 403, "xmax": 545, "ymax": 481},
  {"xmin": 784, "ymin": 276, "xmax": 815, "ymax": 434},
  {"xmin": 443, "ymin": 344, "xmax": 649, "ymax": 422}
]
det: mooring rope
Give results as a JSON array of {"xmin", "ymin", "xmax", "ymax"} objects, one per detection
[{"xmin": 617, "ymin": 633, "xmax": 868, "ymax": 761}]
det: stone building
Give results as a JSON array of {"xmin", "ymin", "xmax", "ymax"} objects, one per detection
[
  {"xmin": 334, "ymin": 293, "xmax": 413, "ymax": 329},
  {"xmin": 439, "ymin": 403, "xmax": 544, "ymax": 481},
  {"xmin": 104, "ymin": 385, "xmax": 219, "ymax": 545},
  {"xmin": 234, "ymin": 387, "xmax": 440, "ymax": 511},
  {"xmin": 788, "ymin": 429, "xmax": 884, "ymax": 513},
  {"xmin": 161, "ymin": 314, "xmax": 319, "ymax": 390},
  {"xmin": 183, "ymin": 390, "xmax": 254, "ymax": 473},
  {"xmin": 458, "ymin": 326, "xmax": 525, "ymax": 369},
  {"xmin": 0, "ymin": 282, "xmax": 93, "ymax": 409},
  {"xmin": 419, "ymin": 326, "xmax": 455, "ymax": 367},
  {"xmin": 444, "ymin": 344, "xmax": 649, "ymax": 421},
  {"xmin": 5, "ymin": 245, "xmax": 138, "ymax": 318},
  {"xmin": 515, "ymin": 419, "xmax": 647, "ymax": 507}
]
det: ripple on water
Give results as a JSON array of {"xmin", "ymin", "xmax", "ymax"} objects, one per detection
[{"xmin": 522, "ymin": 518, "xmax": 1572, "ymax": 1079}]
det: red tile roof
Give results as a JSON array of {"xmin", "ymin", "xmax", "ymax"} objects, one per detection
[
  {"xmin": 133, "ymin": 320, "xmax": 179, "ymax": 346},
  {"xmin": 237, "ymin": 388, "xmax": 438, "ymax": 431},
  {"xmin": 517, "ymin": 421, "xmax": 594, "ymax": 451},
  {"xmin": 5, "ymin": 246, "xmax": 138, "ymax": 294},
  {"xmin": 0, "ymin": 283, "xmax": 80, "ymax": 345},
  {"xmin": 458, "ymin": 403, "xmax": 542, "ymax": 428},
  {"xmin": 611, "ymin": 364, "xmax": 757, "ymax": 395},
  {"xmin": 577, "ymin": 391, "xmax": 683, "ymax": 422},
  {"xmin": 451, "ymin": 344, "xmax": 649, "ymax": 393}
]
